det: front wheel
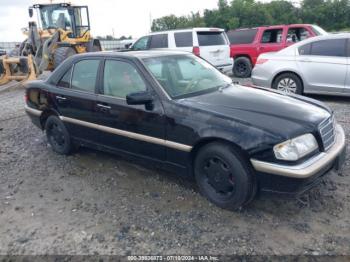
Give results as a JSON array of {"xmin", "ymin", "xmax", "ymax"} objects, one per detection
[
  {"xmin": 45, "ymin": 115, "xmax": 72, "ymax": 155},
  {"xmin": 272, "ymin": 73, "xmax": 303, "ymax": 95},
  {"xmin": 194, "ymin": 142, "xmax": 256, "ymax": 211}
]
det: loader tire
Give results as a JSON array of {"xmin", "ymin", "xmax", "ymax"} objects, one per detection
[{"xmin": 54, "ymin": 47, "xmax": 76, "ymax": 69}]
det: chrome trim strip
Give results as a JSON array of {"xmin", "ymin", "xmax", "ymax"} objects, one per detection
[
  {"xmin": 251, "ymin": 124, "xmax": 346, "ymax": 178},
  {"xmin": 25, "ymin": 105, "xmax": 42, "ymax": 117},
  {"xmin": 59, "ymin": 116, "xmax": 192, "ymax": 152}
]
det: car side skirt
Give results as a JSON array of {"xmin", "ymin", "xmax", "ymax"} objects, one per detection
[{"xmin": 59, "ymin": 116, "xmax": 193, "ymax": 152}]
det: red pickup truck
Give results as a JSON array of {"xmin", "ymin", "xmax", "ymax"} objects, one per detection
[{"xmin": 227, "ymin": 24, "xmax": 327, "ymax": 77}]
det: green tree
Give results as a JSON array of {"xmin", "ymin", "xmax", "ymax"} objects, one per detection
[
  {"xmin": 151, "ymin": 13, "xmax": 205, "ymax": 32},
  {"xmin": 151, "ymin": 0, "xmax": 350, "ymax": 33}
]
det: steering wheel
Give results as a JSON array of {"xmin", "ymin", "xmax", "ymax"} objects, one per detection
[{"xmin": 184, "ymin": 79, "xmax": 200, "ymax": 93}]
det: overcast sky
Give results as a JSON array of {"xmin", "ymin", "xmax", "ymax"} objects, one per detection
[{"xmin": 0, "ymin": 0, "xmax": 219, "ymax": 41}]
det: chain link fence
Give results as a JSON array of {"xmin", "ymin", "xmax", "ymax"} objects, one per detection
[{"xmin": 0, "ymin": 40, "xmax": 136, "ymax": 53}]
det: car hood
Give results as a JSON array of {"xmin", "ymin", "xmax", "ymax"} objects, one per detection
[{"xmin": 177, "ymin": 85, "xmax": 331, "ymax": 139}]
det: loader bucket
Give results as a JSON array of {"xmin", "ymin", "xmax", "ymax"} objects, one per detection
[{"xmin": 0, "ymin": 55, "xmax": 37, "ymax": 86}]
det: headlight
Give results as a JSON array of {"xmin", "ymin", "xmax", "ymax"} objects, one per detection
[{"xmin": 273, "ymin": 134, "xmax": 318, "ymax": 161}]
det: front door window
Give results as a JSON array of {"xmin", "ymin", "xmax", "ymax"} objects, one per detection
[{"xmin": 103, "ymin": 60, "xmax": 147, "ymax": 98}]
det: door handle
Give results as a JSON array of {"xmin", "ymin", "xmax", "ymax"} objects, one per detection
[
  {"xmin": 55, "ymin": 95, "xmax": 67, "ymax": 103},
  {"xmin": 299, "ymin": 58, "xmax": 311, "ymax": 62},
  {"xmin": 97, "ymin": 103, "xmax": 111, "ymax": 112},
  {"xmin": 56, "ymin": 95, "xmax": 67, "ymax": 100},
  {"xmin": 97, "ymin": 103, "xmax": 111, "ymax": 109}
]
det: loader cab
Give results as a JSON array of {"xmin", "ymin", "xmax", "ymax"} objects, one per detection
[{"xmin": 30, "ymin": 3, "xmax": 90, "ymax": 38}]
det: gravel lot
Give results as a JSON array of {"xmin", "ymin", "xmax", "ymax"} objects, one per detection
[{"xmin": 0, "ymin": 79, "xmax": 349, "ymax": 256}]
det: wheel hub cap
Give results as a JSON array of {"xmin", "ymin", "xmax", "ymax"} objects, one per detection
[
  {"xmin": 50, "ymin": 123, "xmax": 65, "ymax": 146},
  {"xmin": 204, "ymin": 157, "xmax": 235, "ymax": 195},
  {"xmin": 277, "ymin": 78, "xmax": 297, "ymax": 93}
]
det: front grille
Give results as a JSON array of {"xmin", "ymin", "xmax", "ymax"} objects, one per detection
[{"xmin": 319, "ymin": 116, "xmax": 335, "ymax": 151}]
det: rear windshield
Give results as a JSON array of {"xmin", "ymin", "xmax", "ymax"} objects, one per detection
[
  {"xmin": 197, "ymin": 31, "xmax": 227, "ymax": 46},
  {"xmin": 227, "ymin": 29, "xmax": 257, "ymax": 44}
]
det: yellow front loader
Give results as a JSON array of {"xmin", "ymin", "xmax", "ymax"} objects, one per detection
[{"xmin": 0, "ymin": 2, "xmax": 101, "ymax": 86}]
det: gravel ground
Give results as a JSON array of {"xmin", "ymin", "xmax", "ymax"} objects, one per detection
[{"xmin": 0, "ymin": 81, "xmax": 349, "ymax": 256}]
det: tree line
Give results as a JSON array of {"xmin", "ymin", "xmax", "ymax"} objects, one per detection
[{"xmin": 151, "ymin": 0, "xmax": 350, "ymax": 32}]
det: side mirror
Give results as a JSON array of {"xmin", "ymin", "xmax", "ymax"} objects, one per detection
[
  {"xmin": 126, "ymin": 91, "xmax": 153, "ymax": 106},
  {"xmin": 28, "ymin": 8, "xmax": 33, "ymax": 18},
  {"xmin": 125, "ymin": 43, "xmax": 133, "ymax": 49}
]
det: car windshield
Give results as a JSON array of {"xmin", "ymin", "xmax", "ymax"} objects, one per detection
[
  {"xmin": 39, "ymin": 6, "xmax": 73, "ymax": 30},
  {"xmin": 143, "ymin": 55, "xmax": 232, "ymax": 99},
  {"xmin": 311, "ymin": 25, "xmax": 328, "ymax": 36}
]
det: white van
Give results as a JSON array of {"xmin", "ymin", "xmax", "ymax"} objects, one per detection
[{"xmin": 131, "ymin": 28, "xmax": 233, "ymax": 74}]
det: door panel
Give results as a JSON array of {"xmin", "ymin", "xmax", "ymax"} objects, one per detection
[
  {"xmin": 50, "ymin": 59, "xmax": 101, "ymax": 142},
  {"xmin": 94, "ymin": 95, "xmax": 166, "ymax": 160},
  {"xmin": 296, "ymin": 38, "xmax": 347, "ymax": 93},
  {"xmin": 95, "ymin": 59, "xmax": 166, "ymax": 161},
  {"xmin": 51, "ymin": 87, "xmax": 100, "ymax": 141},
  {"xmin": 297, "ymin": 56, "xmax": 347, "ymax": 93}
]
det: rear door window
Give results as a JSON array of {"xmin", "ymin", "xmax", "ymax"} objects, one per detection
[
  {"xmin": 174, "ymin": 32, "xmax": 193, "ymax": 47},
  {"xmin": 298, "ymin": 43, "xmax": 311, "ymax": 55},
  {"xmin": 71, "ymin": 59, "xmax": 100, "ymax": 93},
  {"xmin": 197, "ymin": 31, "xmax": 227, "ymax": 46},
  {"xmin": 227, "ymin": 29, "xmax": 257, "ymax": 44},
  {"xmin": 261, "ymin": 29, "xmax": 283, "ymax": 43},
  {"xmin": 310, "ymin": 39, "xmax": 346, "ymax": 57},
  {"xmin": 149, "ymin": 34, "xmax": 168, "ymax": 48}
]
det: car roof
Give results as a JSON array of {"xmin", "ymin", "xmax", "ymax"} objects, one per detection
[
  {"xmin": 145, "ymin": 27, "xmax": 225, "ymax": 35},
  {"xmin": 264, "ymin": 32, "xmax": 350, "ymax": 56},
  {"xmin": 72, "ymin": 50, "xmax": 193, "ymax": 60},
  {"xmin": 231, "ymin": 24, "xmax": 314, "ymax": 31},
  {"xmin": 291, "ymin": 32, "xmax": 350, "ymax": 47}
]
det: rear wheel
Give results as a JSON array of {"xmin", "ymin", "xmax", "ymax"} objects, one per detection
[
  {"xmin": 45, "ymin": 115, "xmax": 72, "ymax": 155},
  {"xmin": 233, "ymin": 57, "xmax": 252, "ymax": 78},
  {"xmin": 272, "ymin": 73, "xmax": 303, "ymax": 95},
  {"xmin": 53, "ymin": 47, "xmax": 76, "ymax": 69},
  {"xmin": 194, "ymin": 142, "xmax": 256, "ymax": 211}
]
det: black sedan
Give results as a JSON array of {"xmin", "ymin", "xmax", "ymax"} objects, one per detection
[{"xmin": 25, "ymin": 51, "xmax": 346, "ymax": 210}]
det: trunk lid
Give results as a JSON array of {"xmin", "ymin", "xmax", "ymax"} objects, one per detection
[{"xmin": 195, "ymin": 30, "xmax": 231, "ymax": 66}]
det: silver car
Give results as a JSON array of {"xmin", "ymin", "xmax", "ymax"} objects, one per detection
[{"xmin": 251, "ymin": 33, "xmax": 350, "ymax": 96}]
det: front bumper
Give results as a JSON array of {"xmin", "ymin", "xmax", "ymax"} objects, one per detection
[
  {"xmin": 251, "ymin": 124, "xmax": 345, "ymax": 178},
  {"xmin": 25, "ymin": 105, "xmax": 43, "ymax": 129},
  {"xmin": 251, "ymin": 65, "xmax": 273, "ymax": 88},
  {"xmin": 251, "ymin": 75, "xmax": 270, "ymax": 88},
  {"xmin": 250, "ymin": 124, "xmax": 346, "ymax": 196},
  {"xmin": 216, "ymin": 62, "xmax": 233, "ymax": 75}
]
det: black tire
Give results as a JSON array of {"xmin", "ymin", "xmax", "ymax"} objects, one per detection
[
  {"xmin": 194, "ymin": 142, "xmax": 256, "ymax": 211},
  {"xmin": 272, "ymin": 73, "xmax": 303, "ymax": 95},
  {"xmin": 45, "ymin": 115, "xmax": 72, "ymax": 155},
  {"xmin": 53, "ymin": 47, "xmax": 76, "ymax": 69},
  {"xmin": 233, "ymin": 57, "xmax": 252, "ymax": 78}
]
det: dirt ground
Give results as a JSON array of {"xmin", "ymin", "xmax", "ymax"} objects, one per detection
[{"xmin": 0, "ymin": 81, "xmax": 349, "ymax": 256}]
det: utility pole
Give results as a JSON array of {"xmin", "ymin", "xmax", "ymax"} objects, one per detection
[{"xmin": 149, "ymin": 12, "xmax": 152, "ymax": 33}]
